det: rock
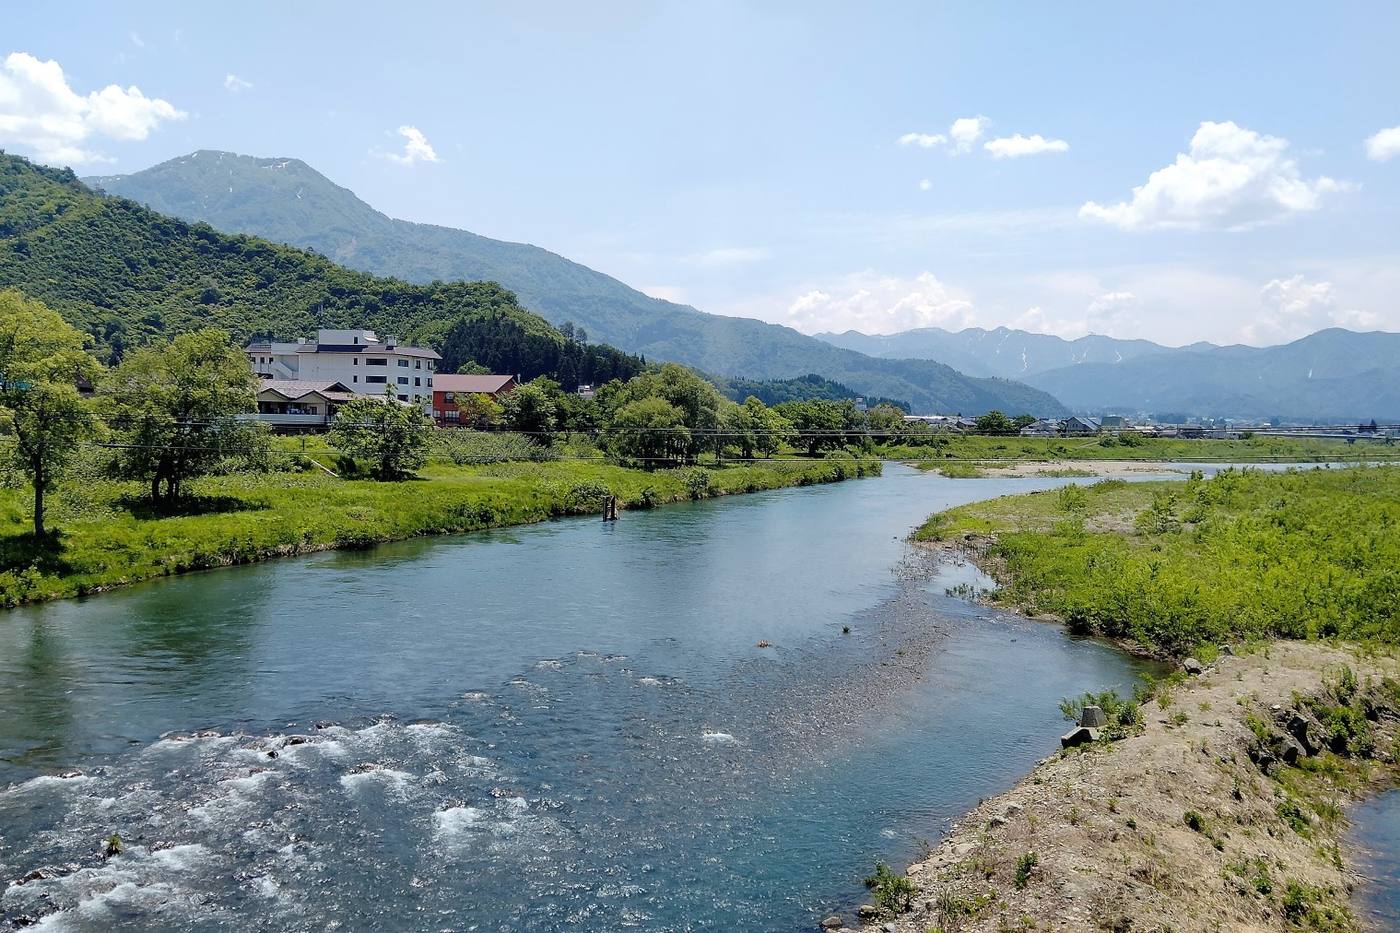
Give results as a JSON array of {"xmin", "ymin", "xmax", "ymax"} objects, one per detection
[
  {"xmin": 819, "ymin": 916, "xmax": 843, "ymax": 930},
  {"xmin": 1079, "ymin": 705, "xmax": 1108, "ymax": 728},
  {"xmin": 1218, "ymin": 643, "xmax": 1234, "ymax": 655},
  {"xmin": 56, "ymin": 769, "xmax": 84, "ymax": 779},
  {"xmin": 756, "ymin": 640, "xmax": 773, "ymax": 648},
  {"xmin": 283, "ymin": 736, "xmax": 310, "ymax": 747},
  {"xmin": 16, "ymin": 866, "xmax": 60, "ymax": 885},
  {"xmin": 1183, "ymin": 658, "xmax": 1204, "ymax": 675},
  {"xmin": 266, "ymin": 749, "xmax": 278, "ymax": 759},
  {"xmin": 857, "ymin": 904, "xmax": 879, "ymax": 919},
  {"xmin": 881, "ymin": 924, "xmax": 896, "ymax": 933},
  {"xmin": 989, "ymin": 816, "xmax": 1007, "ymax": 828},
  {"xmin": 1005, "ymin": 802, "xmax": 1024, "ymax": 816},
  {"xmin": 1271, "ymin": 733, "xmax": 1306, "ymax": 765},
  {"xmin": 1060, "ymin": 726, "xmax": 1102, "ymax": 748}
]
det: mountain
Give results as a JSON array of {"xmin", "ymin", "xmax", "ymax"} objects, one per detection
[
  {"xmin": 712, "ymin": 374, "xmax": 909, "ymax": 410},
  {"xmin": 819, "ymin": 325, "xmax": 1400, "ymax": 420},
  {"xmin": 85, "ymin": 151, "xmax": 1065, "ymax": 416},
  {"xmin": 0, "ymin": 153, "xmax": 643, "ymax": 388},
  {"xmin": 1027, "ymin": 329, "xmax": 1400, "ymax": 421},
  {"xmin": 816, "ymin": 326, "xmax": 1176, "ymax": 380}
]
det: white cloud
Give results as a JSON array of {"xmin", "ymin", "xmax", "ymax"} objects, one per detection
[
  {"xmin": 949, "ymin": 115, "xmax": 989, "ymax": 153},
  {"xmin": 641, "ymin": 285, "xmax": 686, "ymax": 303},
  {"xmin": 897, "ymin": 132, "xmax": 946, "ymax": 149},
  {"xmin": 918, "ymin": 178, "xmax": 932, "ymax": 191},
  {"xmin": 686, "ymin": 246, "xmax": 770, "ymax": 266},
  {"xmin": 0, "ymin": 52, "xmax": 185, "ymax": 165},
  {"xmin": 1008, "ymin": 306, "xmax": 1092, "ymax": 339},
  {"xmin": 385, "ymin": 125, "xmax": 440, "ymax": 165},
  {"xmin": 1080, "ymin": 121, "xmax": 1349, "ymax": 231},
  {"xmin": 784, "ymin": 271, "xmax": 977, "ymax": 334},
  {"xmin": 984, "ymin": 133, "xmax": 1069, "ymax": 159},
  {"xmin": 224, "ymin": 74, "xmax": 253, "ymax": 93},
  {"xmin": 1244, "ymin": 274, "xmax": 1378, "ymax": 343},
  {"xmin": 128, "ymin": 31, "xmax": 145, "ymax": 49},
  {"xmin": 1366, "ymin": 126, "xmax": 1400, "ymax": 162}
]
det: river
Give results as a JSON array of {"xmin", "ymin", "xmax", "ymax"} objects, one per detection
[{"xmin": 2, "ymin": 465, "xmax": 1168, "ymax": 930}]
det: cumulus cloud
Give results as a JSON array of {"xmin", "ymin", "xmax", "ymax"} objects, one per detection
[
  {"xmin": 1244, "ymin": 274, "xmax": 1378, "ymax": 343},
  {"xmin": 984, "ymin": 133, "xmax": 1069, "ymax": 159},
  {"xmin": 1366, "ymin": 126, "xmax": 1400, "ymax": 162},
  {"xmin": 385, "ymin": 125, "xmax": 440, "ymax": 165},
  {"xmin": 223, "ymin": 73, "xmax": 253, "ymax": 93},
  {"xmin": 785, "ymin": 271, "xmax": 977, "ymax": 334},
  {"xmin": 1080, "ymin": 121, "xmax": 1349, "ymax": 231},
  {"xmin": 949, "ymin": 115, "xmax": 989, "ymax": 153},
  {"xmin": 0, "ymin": 51, "xmax": 185, "ymax": 164},
  {"xmin": 897, "ymin": 132, "xmax": 946, "ymax": 149},
  {"xmin": 918, "ymin": 178, "xmax": 932, "ymax": 191}
]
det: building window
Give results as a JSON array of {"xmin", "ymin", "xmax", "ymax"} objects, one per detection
[
  {"xmin": 445, "ymin": 410, "xmax": 459, "ymax": 421},
  {"xmin": 427, "ymin": 377, "xmax": 433, "ymax": 387},
  {"xmin": 414, "ymin": 360, "xmax": 421, "ymax": 369},
  {"xmin": 443, "ymin": 392, "xmax": 455, "ymax": 403},
  {"xmin": 366, "ymin": 375, "xmax": 387, "ymax": 384},
  {"xmin": 367, "ymin": 358, "xmax": 388, "ymax": 366},
  {"xmin": 398, "ymin": 359, "xmax": 410, "ymax": 368},
  {"xmin": 352, "ymin": 375, "xmax": 358, "ymax": 383},
  {"xmin": 353, "ymin": 357, "xmax": 358, "ymax": 365},
  {"xmin": 397, "ymin": 394, "xmax": 408, "ymax": 402},
  {"xmin": 397, "ymin": 376, "xmax": 409, "ymax": 385},
  {"xmin": 414, "ymin": 377, "xmax": 421, "ymax": 387}
]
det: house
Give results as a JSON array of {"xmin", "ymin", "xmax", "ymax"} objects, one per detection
[
  {"xmin": 576, "ymin": 384, "xmax": 597, "ymax": 400},
  {"xmin": 245, "ymin": 329, "xmax": 440, "ymax": 409},
  {"xmin": 1061, "ymin": 416, "xmax": 1102, "ymax": 436},
  {"xmin": 903, "ymin": 414, "xmax": 978, "ymax": 433},
  {"xmin": 1019, "ymin": 418, "xmax": 1063, "ymax": 437},
  {"xmin": 1099, "ymin": 415, "xmax": 1130, "ymax": 431},
  {"xmin": 431, "ymin": 373, "xmax": 518, "ymax": 425},
  {"xmin": 253, "ymin": 380, "xmax": 358, "ymax": 431}
]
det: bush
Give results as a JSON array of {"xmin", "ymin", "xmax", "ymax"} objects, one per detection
[
  {"xmin": 864, "ymin": 862, "xmax": 914, "ymax": 914},
  {"xmin": 681, "ymin": 467, "xmax": 712, "ymax": 500},
  {"xmin": 1014, "ymin": 851, "xmax": 1038, "ymax": 889}
]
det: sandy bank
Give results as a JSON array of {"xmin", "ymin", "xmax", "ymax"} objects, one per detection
[{"xmin": 853, "ymin": 642, "xmax": 1399, "ymax": 932}]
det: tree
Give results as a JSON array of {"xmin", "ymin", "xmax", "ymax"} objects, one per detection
[
  {"xmin": 500, "ymin": 380, "xmax": 558, "ymax": 438},
  {"xmin": 0, "ymin": 290, "xmax": 102, "ymax": 536},
  {"xmin": 455, "ymin": 393, "xmax": 502, "ymax": 429},
  {"xmin": 728, "ymin": 396, "xmax": 794, "ymax": 459},
  {"xmin": 774, "ymin": 399, "xmax": 851, "ymax": 456},
  {"xmin": 612, "ymin": 363, "xmax": 724, "ymax": 461},
  {"xmin": 608, "ymin": 397, "xmax": 689, "ymax": 465},
  {"xmin": 328, "ymin": 389, "xmax": 431, "ymax": 480},
  {"xmin": 455, "ymin": 360, "xmax": 493, "ymax": 375},
  {"xmin": 101, "ymin": 328, "xmax": 258, "ymax": 504},
  {"xmin": 974, "ymin": 410, "xmax": 1017, "ymax": 436}
]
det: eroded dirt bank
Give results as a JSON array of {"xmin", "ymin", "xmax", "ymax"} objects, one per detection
[{"xmin": 849, "ymin": 642, "xmax": 1400, "ymax": 932}]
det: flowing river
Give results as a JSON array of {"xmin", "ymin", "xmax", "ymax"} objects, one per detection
[{"xmin": 1, "ymin": 465, "xmax": 1171, "ymax": 930}]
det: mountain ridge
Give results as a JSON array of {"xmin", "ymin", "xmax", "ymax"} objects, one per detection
[
  {"xmin": 817, "ymin": 324, "xmax": 1400, "ymax": 420},
  {"xmin": 85, "ymin": 150, "xmax": 1065, "ymax": 416}
]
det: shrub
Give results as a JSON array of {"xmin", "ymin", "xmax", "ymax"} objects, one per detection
[
  {"xmin": 1014, "ymin": 851, "xmax": 1038, "ymax": 889},
  {"xmin": 863, "ymin": 862, "xmax": 914, "ymax": 914}
]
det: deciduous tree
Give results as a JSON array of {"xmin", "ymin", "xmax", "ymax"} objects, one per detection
[{"xmin": 328, "ymin": 389, "xmax": 431, "ymax": 480}]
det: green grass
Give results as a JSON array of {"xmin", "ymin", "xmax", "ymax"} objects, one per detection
[
  {"xmin": 914, "ymin": 466, "xmax": 1400, "ymax": 656},
  {"xmin": 0, "ymin": 451, "xmax": 877, "ymax": 607},
  {"xmin": 879, "ymin": 434, "xmax": 1398, "ymax": 465}
]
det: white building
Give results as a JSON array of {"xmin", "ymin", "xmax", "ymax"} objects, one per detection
[{"xmin": 246, "ymin": 329, "xmax": 440, "ymax": 409}]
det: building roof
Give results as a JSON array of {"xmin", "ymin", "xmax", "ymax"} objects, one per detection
[
  {"xmin": 433, "ymin": 374, "xmax": 516, "ymax": 394},
  {"xmin": 256, "ymin": 379, "xmax": 358, "ymax": 402},
  {"xmin": 245, "ymin": 339, "xmax": 441, "ymax": 360}
]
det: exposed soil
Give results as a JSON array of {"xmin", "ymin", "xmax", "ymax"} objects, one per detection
[{"xmin": 849, "ymin": 642, "xmax": 1400, "ymax": 932}]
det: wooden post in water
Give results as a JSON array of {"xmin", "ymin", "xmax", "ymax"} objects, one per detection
[{"xmin": 602, "ymin": 495, "xmax": 619, "ymax": 522}]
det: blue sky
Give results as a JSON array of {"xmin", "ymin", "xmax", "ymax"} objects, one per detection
[{"xmin": 4, "ymin": 1, "xmax": 1399, "ymax": 345}]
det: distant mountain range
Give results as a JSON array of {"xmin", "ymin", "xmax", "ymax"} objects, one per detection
[
  {"xmin": 818, "ymin": 325, "xmax": 1400, "ymax": 421},
  {"xmin": 85, "ymin": 151, "xmax": 1063, "ymax": 417}
]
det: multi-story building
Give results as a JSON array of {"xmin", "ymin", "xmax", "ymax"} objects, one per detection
[
  {"xmin": 431, "ymin": 374, "xmax": 517, "ymax": 426},
  {"xmin": 245, "ymin": 329, "xmax": 440, "ymax": 409}
]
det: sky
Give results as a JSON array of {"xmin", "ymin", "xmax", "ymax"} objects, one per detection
[{"xmin": 3, "ymin": 1, "xmax": 1399, "ymax": 347}]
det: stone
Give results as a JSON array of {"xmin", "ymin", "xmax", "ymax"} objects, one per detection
[
  {"xmin": 857, "ymin": 904, "xmax": 879, "ymax": 919},
  {"xmin": 819, "ymin": 916, "xmax": 843, "ymax": 930},
  {"xmin": 1005, "ymin": 803, "xmax": 1024, "ymax": 816},
  {"xmin": 1271, "ymin": 734, "xmax": 1306, "ymax": 765},
  {"xmin": 989, "ymin": 816, "xmax": 1007, "ymax": 828},
  {"xmin": 1079, "ymin": 705, "xmax": 1108, "ymax": 728},
  {"xmin": 882, "ymin": 924, "xmax": 896, "ymax": 933},
  {"xmin": 1060, "ymin": 726, "xmax": 1102, "ymax": 748},
  {"xmin": 1218, "ymin": 643, "xmax": 1234, "ymax": 656},
  {"xmin": 1183, "ymin": 658, "xmax": 1204, "ymax": 675}
]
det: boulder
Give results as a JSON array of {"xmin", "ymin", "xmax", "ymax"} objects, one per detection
[
  {"xmin": 1183, "ymin": 658, "xmax": 1204, "ymax": 675},
  {"xmin": 819, "ymin": 916, "xmax": 843, "ymax": 930},
  {"xmin": 1079, "ymin": 705, "xmax": 1108, "ymax": 728},
  {"xmin": 857, "ymin": 904, "xmax": 879, "ymax": 920},
  {"xmin": 1270, "ymin": 733, "xmax": 1306, "ymax": 765},
  {"xmin": 1061, "ymin": 726, "xmax": 1102, "ymax": 748}
]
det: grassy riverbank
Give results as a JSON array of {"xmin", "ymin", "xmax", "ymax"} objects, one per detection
[
  {"xmin": 0, "ymin": 453, "xmax": 876, "ymax": 607},
  {"xmin": 914, "ymin": 465, "xmax": 1400, "ymax": 657},
  {"xmin": 881, "ymin": 434, "xmax": 1398, "ymax": 478}
]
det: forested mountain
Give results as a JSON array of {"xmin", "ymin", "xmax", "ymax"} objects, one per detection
[
  {"xmin": 1027, "ymin": 329, "xmax": 1400, "ymax": 421},
  {"xmin": 0, "ymin": 153, "xmax": 641, "ymax": 387},
  {"xmin": 712, "ymin": 373, "xmax": 909, "ymax": 410},
  {"xmin": 816, "ymin": 326, "xmax": 1173, "ymax": 379},
  {"xmin": 819, "ymin": 324, "xmax": 1400, "ymax": 420},
  {"xmin": 86, "ymin": 151, "xmax": 1065, "ymax": 416}
]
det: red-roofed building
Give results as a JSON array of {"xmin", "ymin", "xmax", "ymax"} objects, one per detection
[{"xmin": 432, "ymin": 374, "xmax": 518, "ymax": 426}]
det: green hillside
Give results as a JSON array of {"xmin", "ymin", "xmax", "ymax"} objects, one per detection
[
  {"xmin": 87, "ymin": 151, "xmax": 1065, "ymax": 416},
  {"xmin": 0, "ymin": 153, "xmax": 641, "ymax": 387}
]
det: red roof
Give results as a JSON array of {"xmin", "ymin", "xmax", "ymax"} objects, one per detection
[{"xmin": 433, "ymin": 374, "xmax": 515, "ymax": 394}]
